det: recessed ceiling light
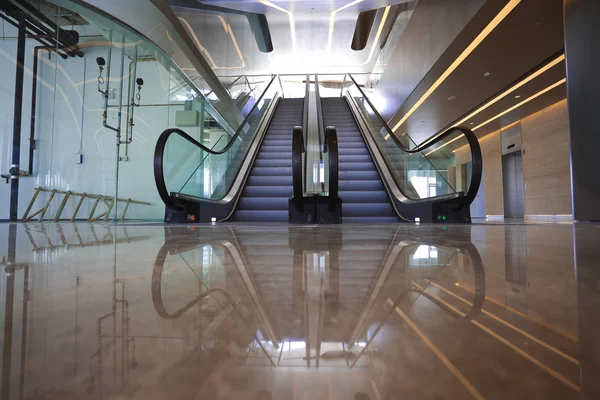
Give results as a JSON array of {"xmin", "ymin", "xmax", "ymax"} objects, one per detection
[
  {"xmin": 447, "ymin": 96, "xmax": 457, "ymax": 101},
  {"xmin": 470, "ymin": 122, "xmax": 474, "ymax": 125},
  {"xmin": 484, "ymin": 72, "xmax": 491, "ymax": 77},
  {"xmin": 514, "ymin": 95, "xmax": 521, "ymax": 99}
]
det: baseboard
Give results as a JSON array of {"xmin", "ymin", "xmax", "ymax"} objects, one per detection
[
  {"xmin": 525, "ymin": 214, "xmax": 573, "ymax": 221},
  {"xmin": 485, "ymin": 215, "xmax": 504, "ymax": 220}
]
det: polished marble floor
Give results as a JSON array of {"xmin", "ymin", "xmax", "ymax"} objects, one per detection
[{"xmin": 0, "ymin": 222, "xmax": 599, "ymax": 399}]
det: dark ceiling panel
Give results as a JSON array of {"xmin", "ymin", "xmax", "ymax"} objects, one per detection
[{"xmin": 388, "ymin": 0, "xmax": 565, "ymax": 145}]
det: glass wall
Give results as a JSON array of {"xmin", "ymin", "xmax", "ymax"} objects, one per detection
[{"xmin": 0, "ymin": 0, "xmax": 269, "ymax": 221}]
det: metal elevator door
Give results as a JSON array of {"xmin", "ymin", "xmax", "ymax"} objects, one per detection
[{"xmin": 502, "ymin": 151, "xmax": 525, "ymax": 218}]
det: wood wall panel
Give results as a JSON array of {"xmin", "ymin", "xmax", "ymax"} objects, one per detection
[
  {"xmin": 521, "ymin": 99, "xmax": 572, "ymax": 215},
  {"xmin": 456, "ymin": 130, "xmax": 503, "ymax": 215}
]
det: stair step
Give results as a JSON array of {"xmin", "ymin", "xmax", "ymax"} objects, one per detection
[
  {"xmin": 339, "ymin": 190, "xmax": 389, "ymax": 203},
  {"xmin": 234, "ymin": 210, "xmax": 289, "ymax": 222},
  {"xmin": 242, "ymin": 186, "xmax": 292, "ymax": 197},
  {"xmin": 339, "ymin": 162, "xmax": 376, "ymax": 172},
  {"xmin": 339, "ymin": 170, "xmax": 381, "ymax": 180},
  {"xmin": 250, "ymin": 167, "xmax": 293, "ymax": 176},
  {"xmin": 343, "ymin": 203, "xmax": 394, "ymax": 217},
  {"xmin": 254, "ymin": 159, "xmax": 292, "ymax": 168},
  {"xmin": 257, "ymin": 152, "xmax": 292, "ymax": 160},
  {"xmin": 238, "ymin": 197, "xmax": 289, "ymax": 210},
  {"xmin": 246, "ymin": 175, "xmax": 293, "ymax": 186},
  {"xmin": 339, "ymin": 180, "xmax": 384, "ymax": 191}
]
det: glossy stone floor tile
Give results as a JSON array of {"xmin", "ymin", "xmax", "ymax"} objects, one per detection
[{"xmin": 1, "ymin": 222, "xmax": 599, "ymax": 399}]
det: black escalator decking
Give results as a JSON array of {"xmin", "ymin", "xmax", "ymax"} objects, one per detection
[
  {"xmin": 232, "ymin": 98, "xmax": 303, "ymax": 222},
  {"xmin": 322, "ymin": 98, "xmax": 398, "ymax": 223}
]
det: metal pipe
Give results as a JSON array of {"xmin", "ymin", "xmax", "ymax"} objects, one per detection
[
  {"xmin": 123, "ymin": 44, "xmax": 138, "ymax": 149},
  {"xmin": 9, "ymin": 19, "xmax": 26, "ymax": 221},
  {"xmin": 116, "ymin": 37, "xmax": 126, "ymax": 144},
  {"xmin": 0, "ymin": 12, "xmax": 63, "ymax": 54},
  {"xmin": 114, "ymin": 36, "xmax": 127, "ymax": 220},
  {"xmin": 102, "ymin": 30, "xmax": 117, "ymax": 133}
]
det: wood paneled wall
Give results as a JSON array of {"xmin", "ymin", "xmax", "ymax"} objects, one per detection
[
  {"xmin": 455, "ymin": 130, "xmax": 503, "ymax": 215},
  {"xmin": 521, "ymin": 99, "xmax": 572, "ymax": 215},
  {"xmin": 453, "ymin": 99, "xmax": 572, "ymax": 217}
]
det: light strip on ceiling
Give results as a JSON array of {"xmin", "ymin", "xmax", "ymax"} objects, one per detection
[
  {"xmin": 258, "ymin": 0, "xmax": 296, "ymax": 52},
  {"xmin": 423, "ymin": 54, "xmax": 564, "ymax": 156},
  {"xmin": 391, "ymin": 0, "xmax": 521, "ymax": 133},
  {"xmin": 472, "ymin": 78, "xmax": 566, "ymax": 131},
  {"xmin": 454, "ymin": 54, "xmax": 564, "ymax": 126},
  {"xmin": 449, "ymin": 79, "xmax": 567, "ymax": 154},
  {"xmin": 327, "ymin": 0, "xmax": 365, "ymax": 52}
]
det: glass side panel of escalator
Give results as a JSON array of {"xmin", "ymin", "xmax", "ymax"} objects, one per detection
[{"xmin": 341, "ymin": 81, "xmax": 460, "ymax": 201}]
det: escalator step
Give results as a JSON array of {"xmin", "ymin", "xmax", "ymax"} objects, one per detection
[
  {"xmin": 339, "ymin": 179, "xmax": 384, "ymax": 191},
  {"xmin": 257, "ymin": 152, "xmax": 292, "ymax": 160},
  {"xmin": 339, "ymin": 162, "xmax": 376, "ymax": 172},
  {"xmin": 238, "ymin": 197, "xmax": 289, "ymax": 210},
  {"xmin": 234, "ymin": 210, "xmax": 289, "ymax": 222},
  {"xmin": 343, "ymin": 203, "xmax": 393, "ymax": 217},
  {"xmin": 246, "ymin": 175, "xmax": 293, "ymax": 186},
  {"xmin": 338, "ymin": 190, "xmax": 389, "ymax": 203},
  {"xmin": 243, "ymin": 186, "xmax": 293, "ymax": 197},
  {"xmin": 254, "ymin": 159, "xmax": 292, "ymax": 168},
  {"xmin": 339, "ymin": 170, "xmax": 380, "ymax": 180},
  {"xmin": 251, "ymin": 167, "xmax": 293, "ymax": 176}
]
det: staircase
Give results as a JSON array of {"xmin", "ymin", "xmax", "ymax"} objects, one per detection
[
  {"xmin": 321, "ymin": 97, "xmax": 398, "ymax": 223},
  {"xmin": 233, "ymin": 98, "xmax": 303, "ymax": 222}
]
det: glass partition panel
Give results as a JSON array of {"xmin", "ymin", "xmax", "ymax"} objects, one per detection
[
  {"xmin": 175, "ymin": 76, "xmax": 280, "ymax": 201},
  {"xmin": 344, "ymin": 78, "xmax": 458, "ymax": 200},
  {"xmin": 30, "ymin": 0, "xmax": 267, "ymax": 221}
]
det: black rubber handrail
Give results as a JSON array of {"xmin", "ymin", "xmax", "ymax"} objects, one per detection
[
  {"xmin": 154, "ymin": 74, "xmax": 279, "ymax": 210},
  {"xmin": 315, "ymin": 74, "xmax": 326, "ymax": 148},
  {"xmin": 323, "ymin": 127, "xmax": 339, "ymax": 211},
  {"xmin": 344, "ymin": 73, "xmax": 482, "ymax": 208},
  {"xmin": 292, "ymin": 126, "xmax": 305, "ymax": 212}
]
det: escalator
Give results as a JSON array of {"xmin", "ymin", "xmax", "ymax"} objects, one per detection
[
  {"xmin": 234, "ymin": 99, "xmax": 302, "ymax": 222},
  {"xmin": 315, "ymin": 74, "xmax": 483, "ymax": 223},
  {"xmin": 155, "ymin": 75, "xmax": 305, "ymax": 223},
  {"xmin": 322, "ymin": 98, "xmax": 398, "ymax": 223}
]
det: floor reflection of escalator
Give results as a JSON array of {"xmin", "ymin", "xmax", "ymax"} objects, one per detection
[{"xmin": 1, "ymin": 223, "xmax": 587, "ymax": 399}]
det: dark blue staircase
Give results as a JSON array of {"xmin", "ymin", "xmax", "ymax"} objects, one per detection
[
  {"xmin": 322, "ymin": 97, "xmax": 398, "ymax": 223},
  {"xmin": 233, "ymin": 98, "xmax": 303, "ymax": 222}
]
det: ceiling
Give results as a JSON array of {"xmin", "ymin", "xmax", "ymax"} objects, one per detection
[
  {"xmin": 384, "ymin": 0, "xmax": 566, "ymax": 152},
  {"xmin": 170, "ymin": 0, "xmax": 568, "ymax": 153},
  {"xmin": 171, "ymin": 0, "xmax": 415, "ymax": 75}
]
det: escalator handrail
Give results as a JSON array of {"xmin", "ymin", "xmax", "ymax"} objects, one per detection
[
  {"xmin": 154, "ymin": 74, "xmax": 279, "ymax": 210},
  {"xmin": 315, "ymin": 74, "xmax": 326, "ymax": 149},
  {"xmin": 344, "ymin": 73, "xmax": 482, "ymax": 208},
  {"xmin": 324, "ymin": 126, "xmax": 339, "ymax": 211},
  {"xmin": 292, "ymin": 126, "xmax": 305, "ymax": 212}
]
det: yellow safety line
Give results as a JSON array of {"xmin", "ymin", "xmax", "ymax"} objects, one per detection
[
  {"xmin": 386, "ymin": 299, "xmax": 486, "ymax": 400},
  {"xmin": 410, "ymin": 283, "xmax": 580, "ymax": 392},
  {"xmin": 424, "ymin": 280, "xmax": 578, "ymax": 365},
  {"xmin": 455, "ymin": 282, "xmax": 577, "ymax": 342}
]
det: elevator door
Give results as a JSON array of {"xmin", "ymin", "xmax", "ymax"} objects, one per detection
[{"xmin": 502, "ymin": 151, "xmax": 525, "ymax": 218}]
